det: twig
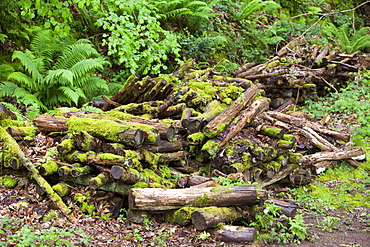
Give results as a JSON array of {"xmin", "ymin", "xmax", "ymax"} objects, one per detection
[{"xmin": 284, "ymin": 1, "xmax": 370, "ymax": 20}]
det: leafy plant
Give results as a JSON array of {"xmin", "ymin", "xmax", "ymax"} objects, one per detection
[
  {"xmin": 198, "ymin": 231, "xmax": 211, "ymax": 240},
  {"xmin": 154, "ymin": 0, "xmax": 219, "ymax": 33},
  {"xmin": 325, "ymin": 23, "xmax": 370, "ymax": 53},
  {"xmin": 0, "ymin": 30, "xmax": 109, "ymax": 118},
  {"xmin": 0, "ymin": 221, "xmax": 93, "ymax": 247},
  {"xmin": 236, "ymin": 0, "xmax": 280, "ymax": 21},
  {"xmin": 319, "ymin": 216, "xmax": 340, "ymax": 232},
  {"xmin": 248, "ymin": 201, "xmax": 308, "ymax": 244},
  {"xmin": 96, "ymin": 0, "xmax": 182, "ymax": 76}
]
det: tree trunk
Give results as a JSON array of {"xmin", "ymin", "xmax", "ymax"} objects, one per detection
[
  {"xmin": 210, "ymin": 225, "xmax": 256, "ymax": 243},
  {"xmin": 203, "ymin": 83, "xmax": 260, "ymax": 138},
  {"xmin": 0, "ymin": 127, "xmax": 76, "ymax": 223},
  {"xmin": 129, "ymin": 185, "xmax": 267, "ymax": 211},
  {"xmin": 191, "ymin": 206, "xmax": 248, "ymax": 230}
]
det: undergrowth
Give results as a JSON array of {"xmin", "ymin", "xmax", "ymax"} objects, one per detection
[{"xmin": 293, "ymin": 69, "xmax": 370, "ymax": 212}]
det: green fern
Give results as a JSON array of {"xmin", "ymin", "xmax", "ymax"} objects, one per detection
[
  {"xmin": 0, "ymin": 30, "xmax": 108, "ymax": 116},
  {"xmin": 237, "ymin": 0, "xmax": 280, "ymax": 21},
  {"xmin": 326, "ymin": 23, "xmax": 370, "ymax": 53},
  {"xmin": 154, "ymin": 0, "xmax": 219, "ymax": 32}
]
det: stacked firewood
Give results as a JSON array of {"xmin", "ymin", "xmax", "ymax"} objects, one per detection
[{"xmin": 0, "ymin": 38, "xmax": 367, "ymax": 242}]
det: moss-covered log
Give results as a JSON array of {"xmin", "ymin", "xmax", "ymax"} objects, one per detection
[
  {"xmin": 38, "ymin": 159, "xmax": 60, "ymax": 176},
  {"xmin": 52, "ymin": 182, "xmax": 71, "ymax": 197},
  {"xmin": 89, "ymin": 171, "xmax": 111, "ymax": 189},
  {"xmin": 6, "ymin": 126, "xmax": 38, "ymax": 140},
  {"xmin": 62, "ymin": 151, "xmax": 141, "ymax": 168},
  {"xmin": 0, "ymin": 127, "xmax": 76, "ymax": 223},
  {"xmin": 129, "ymin": 185, "xmax": 267, "ymax": 211},
  {"xmin": 191, "ymin": 206, "xmax": 249, "ymax": 230},
  {"xmin": 203, "ymin": 84, "xmax": 260, "ymax": 138},
  {"xmin": 210, "ymin": 225, "xmax": 256, "ymax": 243}
]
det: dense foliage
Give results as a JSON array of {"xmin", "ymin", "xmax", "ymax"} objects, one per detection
[{"xmin": 0, "ymin": 0, "xmax": 369, "ymax": 116}]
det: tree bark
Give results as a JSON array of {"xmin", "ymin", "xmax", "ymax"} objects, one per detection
[
  {"xmin": 210, "ymin": 225, "xmax": 256, "ymax": 243},
  {"xmin": 302, "ymin": 147, "xmax": 365, "ymax": 165},
  {"xmin": 0, "ymin": 127, "xmax": 76, "ymax": 223},
  {"xmin": 203, "ymin": 83, "xmax": 260, "ymax": 138},
  {"xmin": 191, "ymin": 206, "xmax": 248, "ymax": 230},
  {"xmin": 129, "ymin": 185, "xmax": 266, "ymax": 211}
]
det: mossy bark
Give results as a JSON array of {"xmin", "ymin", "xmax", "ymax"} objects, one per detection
[
  {"xmin": 0, "ymin": 127, "xmax": 76, "ymax": 223},
  {"xmin": 191, "ymin": 206, "xmax": 248, "ymax": 230},
  {"xmin": 203, "ymin": 84, "xmax": 260, "ymax": 139},
  {"xmin": 129, "ymin": 185, "xmax": 265, "ymax": 211}
]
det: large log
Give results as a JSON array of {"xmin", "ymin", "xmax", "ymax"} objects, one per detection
[
  {"xmin": 129, "ymin": 185, "xmax": 267, "ymax": 211},
  {"xmin": 191, "ymin": 206, "xmax": 248, "ymax": 230},
  {"xmin": 203, "ymin": 83, "xmax": 260, "ymax": 138},
  {"xmin": 302, "ymin": 147, "xmax": 365, "ymax": 165},
  {"xmin": 210, "ymin": 225, "xmax": 256, "ymax": 243},
  {"xmin": 0, "ymin": 127, "xmax": 76, "ymax": 223}
]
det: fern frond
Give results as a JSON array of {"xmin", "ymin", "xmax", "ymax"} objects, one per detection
[
  {"xmin": 44, "ymin": 69, "xmax": 74, "ymax": 87},
  {"xmin": 12, "ymin": 50, "xmax": 43, "ymax": 83},
  {"xmin": 80, "ymin": 105, "xmax": 104, "ymax": 113},
  {"xmin": 54, "ymin": 42, "xmax": 100, "ymax": 70},
  {"xmin": 59, "ymin": 86, "xmax": 86, "ymax": 106},
  {"xmin": 349, "ymin": 27, "xmax": 370, "ymax": 53},
  {"xmin": 0, "ymin": 101, "xmax": 23, "ymax": 120},
  {"xmin": 7, "ymin": 72, "xmax": 36, "ymax": 91},
  {"xmin": 30, "ymin": 30, "xmax": 61, "ymax": 66},
  {"xmin": 0, "ymin": 64, "xmax": 15, "ymax": 80},
  {"xmin": 70, "ymin": 58, "xmax": 105, "ymax": 87},
  {"xmin": 14, "ymin": 87, "xmax": 46, "ymax": 109},
  {"xmin": 0, "ymin": 81, "xmax": 19, "ymax": 97},
  {"xmin": 237, "ymin": 0, "xmax": 280, "ymax": 21},
  {"xmin": 83, "ymin": 76, "xmax": 109, "ymax": 96}
]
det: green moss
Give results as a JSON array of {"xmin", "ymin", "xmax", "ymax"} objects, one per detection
[
  {"xmin": 230, "ymin": 162, "xmax": 248, "ymax": 173},
  {"xmin": 0, "ymin": 119, "xmax": 26, "ymax": 128},
  {"xmin": 131, "ymin": 182, "xmax": 148, "ymax": 188},
  {"xmin": 160, "ymin": 165, "xmax": 171, "ymax": 178},
  {"xmin": 172, "ymin": 206, "xmax": 198, "ymax": 225},
  {"xmin": 188, "ymin": 132, "xmax": 205, "ymax": 143},
  {"xmin": 98, "ymin": 152, "xmax": 123, "ymax": 160},
  {"xmin": 141, "ymin": 149, "xmax": 161, "ymax": 166},
  {"xmin": 54, "ymin": 107, "xmax": 79, "ymax": 117},
  {"xmin": 52, "ymin": 183, "xmax": 71, "ymax": 197},
  {"xmin": 0, "ymin": 175, "xmax": 18, "ymax": 189},
  {"xmin": 15, "ymin": 127, "xmax": 37, "ymax": 139},
  {"xmin": 193, "ymin": 194, "xmax": 211, "ymax": 207},
  {"xmin": 211, "ymin": 185, "xmax": 233, "ymax": 194},
  {"xmin": 81, "ymin": 202, "xmax": 95, "ymax": 215},
  {"xmin": 42, "ymin": 210, "xmax": 59, "ymax": 222},
  {"xmin": 105, "ymin": 110, "xmax": 135, "ymax": 120},
  {"xmin": 264, "ymin": 60, "xmax": 280, "ymax": 68},
  {"xmin": 58, "ymin": 138, "xmax": 75, "ymax": 154},
  {"xmin": 201, "ymin": 140, "xmax": 220, "ymax": 159},
  {"xmin": 74, "ymin": 193, "xmax": 86, "ymax": 204},
  {"xmin": 40, "ymin": 159, "xmax": 59, "ymax": 176}
]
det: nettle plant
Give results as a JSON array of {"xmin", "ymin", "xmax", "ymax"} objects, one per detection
[
  {"xmin": 96, "ymin": 0, "xmax": 182, "ymax": 76},
  {"xmin": 0, "ymin": 30, "xmax": 109, "ymax": 119}
]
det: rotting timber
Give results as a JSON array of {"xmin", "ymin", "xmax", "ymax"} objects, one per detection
[{"xmin": 0, "ymin": 39, "xmax": 368, "ymax": 243}]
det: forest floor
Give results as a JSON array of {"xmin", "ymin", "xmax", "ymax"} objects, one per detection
[{"xmin": 1, "ymin": 177, "xmax": 369, "ymax": 247}]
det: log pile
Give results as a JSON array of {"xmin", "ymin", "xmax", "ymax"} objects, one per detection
[{"xmin": 0, "ymin": 39, "xmax": 368, "ymax": 243}]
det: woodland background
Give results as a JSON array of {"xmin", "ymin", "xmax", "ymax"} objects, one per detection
[{"xmin": 0, "ymin": 0, "xmax": 369, "ymax": 118}]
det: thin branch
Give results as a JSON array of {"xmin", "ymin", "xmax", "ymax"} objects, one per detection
[{"xmin": 284, "ymin": 1, "xmax": 370, "ymax": 20}]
